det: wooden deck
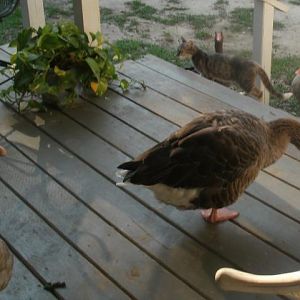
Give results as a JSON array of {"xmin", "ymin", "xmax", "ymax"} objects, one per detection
[{"xmin": 1, "ymin": 54, "xmax": 300, "ymax": 300}]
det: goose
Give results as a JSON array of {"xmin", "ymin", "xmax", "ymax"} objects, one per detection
[
  {"xmin": 215, "ymin": 267, "xmax": 300, "ymax": 299},
  {"xmin": 117, "ymin": 109, "xmax": 300, "ymax": 223},
  {"xmin": 0, "ymin": 239, "xmax": 13, "ymax": 291}
]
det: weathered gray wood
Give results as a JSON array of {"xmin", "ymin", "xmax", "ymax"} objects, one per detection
[
  {"xmin": 5, "ymin": 103, "xmax": 298, "ymax": 280},
  {"xmin": 112, "ymin": 79, "xmax": 199, "ymax": 124},
  {"xmin": 85, "ymin": 90, "xmax": 178, "ymax": 142},
  {"xmin": 265, "ymin": 155, "xmax": 300, "ymax": 189},
  {"xmin": 20, "ymin": 0, "xmax": 45, "ymax": 29},
  {"xmin": 1, "ymin": 53, "xmax": 300, "ymax": 299},
  {"xmin": 0, "ymin": 106, "xmax": 248, "ymax": 300},
  {"xmin": 73, "ymin": 0, "xmax": 101, "ymax": 34},
  {"xmin": 0, "ymin": 179, "xmax": 129, "ymax": 300},
  {"xmin": 0, "ymin": 137, "xmax": 204, "ymax": 300},
  {"xmin": 248, "ymin": 172, "xmax": 300, "ymax": 222},
  {"xmin": 134, "ymin": 55, "xmax": 300, "ymax": 161},
  {"xmin": 118, "ymin": 62, "xmax": 230, "ymax": 113},
  {"xmin": 0, "ymin": 255, "xmax": 56, "ymax": 300},
  {"xmin": 6, "ymin": 101, "xmax": 296, "ymax": 298}
]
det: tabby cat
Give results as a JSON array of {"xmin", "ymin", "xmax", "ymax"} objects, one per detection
[{"xmin": 177, "ymin": 37, "xmax": 285, "ymax": 101}]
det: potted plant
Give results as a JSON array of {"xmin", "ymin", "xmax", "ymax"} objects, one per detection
[{"xmin": 0, "ymin": 21, "xmax": 136, "ymax": 111}]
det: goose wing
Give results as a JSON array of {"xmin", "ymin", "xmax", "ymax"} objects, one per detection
[{"xmin": 119, "ymin": 117, "xmax": 264, "ymax": 189}]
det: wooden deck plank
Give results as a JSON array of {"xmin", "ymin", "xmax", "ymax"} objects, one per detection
[
  {"xmin": 0, "ymin": 136, "xmax": 204, "ymax": 300},
  {"xmin": 266, "ymin": 155, "xmax": 300, "ymax": 189},
  {"xmin": 0, "ymin": 105, "xmax": 270, "ymax": 300},
  {"xmin": 134, "ymin": 55, "xmax": 300, "ymax": 161},
  {"xmin": 6, "ymin": 104, "xmax": 299, "ymax": 280},
  {"xmin": 0, "ymin": 179, "xmax": 129, "ymax": 300},
  {"xmin": 1, "ymin": 51, "xmax": 299, "ymax": 299},
  {"xmin": 248, "ymin": 172, "xmax": 300, "ymax": 222},
  {"xmin": 0, "ymin": 254, "xmax": 56, "ymax": 300},
  {"xmin": 118, "ymin": 61, "xmax": 230, "ymax": 113},
  {"xmin": 86, "ymin": 89, "xmax": 178, "ymax": 142}
]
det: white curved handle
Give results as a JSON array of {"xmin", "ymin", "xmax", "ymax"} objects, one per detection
[{"xmin": 215, "ymin": 268, "xmax": 300, "ymax": 298}]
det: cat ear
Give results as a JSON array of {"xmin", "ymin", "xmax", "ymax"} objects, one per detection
[
  {"xmin": 181, "ymin": 36, "xmax": 186, "ymax": 43},
  {"xmin": 186, "ymin": 40, "xmax": 194, "ymax": 47}
]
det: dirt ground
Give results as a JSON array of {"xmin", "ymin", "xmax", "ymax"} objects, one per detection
[{"xmin": 99, "ymin": 0, "xmax": 300, "ymax": 57}]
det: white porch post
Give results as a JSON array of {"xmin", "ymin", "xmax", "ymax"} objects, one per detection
[
  {"xmin": 73, "ymin": 0, "xmax": 101, "ymax": 34},
  {"xmin": 253, "ymin": 0, "xmax": 288, "ymax": 104},
  {"xmin": 20, "ymin": 0, "xmax": 45, "ymax": 29}
]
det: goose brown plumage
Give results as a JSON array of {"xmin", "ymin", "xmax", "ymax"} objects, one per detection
[
  {"xmin": 117, "ymin": 110, "xmax": 300, "ymax": 223},
  {"xmin": 0, "ymin": 146, "xmax": 7, "ymax": 156},
  {"xmin": 0, "ymin": 239, "xmax": 13, "ymax": 291}
]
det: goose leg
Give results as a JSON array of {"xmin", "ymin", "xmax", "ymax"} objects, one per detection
[
  {"xmin": 200, "ymin": 208, "xmax": 239, "ymax": 223},
  {"xmin": 0, "ymin": 146, "xmax": 7, "ymax": 156}
]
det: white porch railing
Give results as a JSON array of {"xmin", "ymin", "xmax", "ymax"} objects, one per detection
[
  {"xmin": 253, "ymin": 0, "xmax": 288, "ymax": 104},
  {"xmin": 20, "ymin": 0, "xmax": 101, "ymax": 33}
]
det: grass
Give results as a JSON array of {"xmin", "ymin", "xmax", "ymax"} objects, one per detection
[
  {"xmin": 195, "ymin": 30, "xmax": 211, "ymax": 40},
  {"xmin": 0, "ymin": 3, "xmax": 74, "ymax": 45},
  {"xmin": 0, "ymin": 7, "xmax": 22, "ymax": 44},
  {"xmin": 126, "ymin": 19, "xmax": 140, "ymax": 32},
  {"xmin": 100, "ymin": 7, "xmax": 128, "ymax": 28},
  {"xmin": 214, "ymin": 0, "xmax": 229, "ymax": 5},
  {"xmin": 162, "ymin": 6, "xmax": 188, "ymax": 12},
  {"xmin": 114, "ymin": 39, "xmax": 189, "ymax": 68},
  {"xmin": 167, "ymin": 0, "xmax": 181, "ymax": 4},
  {"xmin": 125, "ymin": 0, "xmax": 158, "ymax": 20},
  {"xmin": 229, "ymin": 7, "xmax": 253, "ymax": 32},
  {"xmin": 270, "ymin": 56, "xmax": 300, "ymax": 116},
  {"xmin": 274, "ymin": 21, "xmax": 285, "ymax": 31},
  {"xmin": 162, "ymin": 31, "xmax": 174, "ymax": 43},
  {"xmin": 229, "ymin": 7, "xmax": 285, "ymax": 32},
  {"xmin": 213, "ymin": 0, "xmax": 229, "ymax": 18},
  {"xmin": 101, "ymin": 2, "xmax": 217, "ymax": 41},
  {"xmin": 289, "ymin": 0, "xmax": 300, "ymax": 4},
  {"xmin": 45, "ymin": 3, "xmax": 73, "ymax": 18}
]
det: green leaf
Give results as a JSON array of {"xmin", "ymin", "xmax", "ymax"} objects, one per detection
[
  {"xmin": 103, "ymin": 62, "xmax": 116, "ymax": 78},
  {"xmin": 96, "ymin": 78, "xmax": 108, "ymax": 95},
  {"xmin": 120, "ymin": 79, "xmax": 129, "ymax": 91},
  {"xmin": 14, "ymin": 69, "xmax": 35, "ymax": 90},
  {"xmin": 11, "ymin": 27, "xmax": 35, "ymax": 51},
  {"xmin": 28, "ymin": 100, "xmax": 45, "ymax": 111},
  {"xmin": 85, "ymin": 57, "xmax": 101, "ymax": 82},
  {"xmin": 37, "ymin": 33, "xmax": 64, "ymax": 50},
  {"xmin": 89, "ymin": 32, "xmax": 96, "ymax": 42},
  {"xmin": 95, "ymin": 32, "xmax": 104, "ymax": 47},
  {"xmin": 54, "ymin": 65, "xmax": 66, "ymax": 77}
]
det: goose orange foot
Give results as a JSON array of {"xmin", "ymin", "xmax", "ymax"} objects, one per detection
[
  {"xmin": 0, "ymin": 146, "xmax": 7, "ymax": 156},
  {"xmin": 200, "ymin": 208, "xmax": 239, "ymax": 223}
]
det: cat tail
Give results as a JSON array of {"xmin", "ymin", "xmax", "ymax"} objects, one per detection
[{"xmin": 257, "ymin": 66, "xmax": 284, "ymax": 100}]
